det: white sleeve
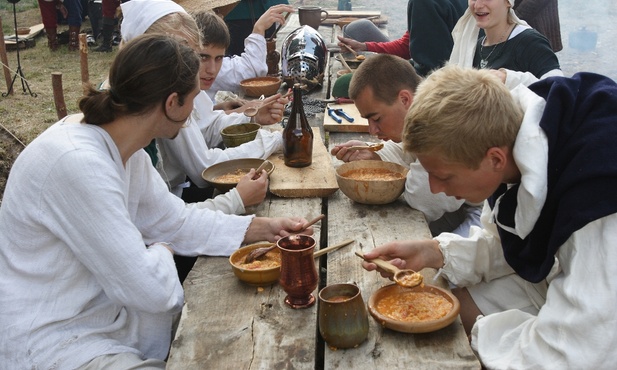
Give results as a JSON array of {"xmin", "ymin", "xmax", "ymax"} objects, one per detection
[
  {"xmin": 504, "ymin": 68, "xmax": 564, "ymax": 89},
  {"xmin": 193, "ymin": 188, "xmax": 246, "ymax": 215},
  {"xmin": 209, "ymin": 34, "xmax": 268, "ymax": 96},
  {"xmin": 435, "ymin": 203, "xmax": 514, "ymax": 286},
  {"xmin": 471, "ymin": 214, "xmax": 617, "ymax": 369}
]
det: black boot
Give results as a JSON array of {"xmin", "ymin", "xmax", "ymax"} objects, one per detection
[{"xmin": 93, "ymin": 19, "xmax": 113, "ymax": 52}]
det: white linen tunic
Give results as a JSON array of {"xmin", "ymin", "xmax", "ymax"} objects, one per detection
[
  {"xmin": 206, "ymin": 33, "xmax": 268, "ymax": 101},
  {"xmin": 157, "ymin": 91, "xmax": 283, "ymax": 197},
  {"xmin": 436, "ymin": 85, "xmax": 617, "ymax": 368},
  {"xmin": 0, "ymin": 121, "xmax": 253, "ymax": 369}
]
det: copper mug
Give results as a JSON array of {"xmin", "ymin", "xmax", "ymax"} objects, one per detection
[
  {"xmin": 278, "ymin": 234, "xmax": 318, "ymax": 309},
  {"xmin": 318, "ymin": 283, "xmax": 369, "ymax": 349},
  {"xmin": 298, "ymin": 6, "xmax": 329, "ymax": 31}
]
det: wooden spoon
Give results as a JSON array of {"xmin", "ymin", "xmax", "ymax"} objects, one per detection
[
  {"xmin": 336, "ymin": 54, "xmax": 354, "ymax": 72},
  {"xmin": 251, "ymin": 160, "xmax": 271, "ymax": 180},
  {"xmin": 346, "ymin": 142, "xmax": 384, "ymax": 152},
  {"xmin": 313, "ymin": 238, "xmax": 355, "ymax": 258},
  {"xmin": 244, "ymin": 214, "xmax": 326, "ymax": 263},
  {"xmin": 244, "ymin": 90, "xmax": 293, "ymax": 117},
  {"xmin": 355, "ymin": 251, "xmax": 424, "ymax": 288},
  {"xmin": 341, "ymin": 43, "xmax": 366, "ymax": 60}
]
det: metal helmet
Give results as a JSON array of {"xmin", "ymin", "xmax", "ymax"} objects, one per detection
[{"xmin": 281, "ymin": 25, "xmax": 328, "ymax": 91}]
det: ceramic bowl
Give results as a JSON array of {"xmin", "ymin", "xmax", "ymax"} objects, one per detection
[
  {"xmin": 368, "ymin": 283, "xmax": 460, "ymax": 333},
  {"xmin": 240, "ymin": 76, "xmax": 282, "ymax": 98},
  {"xmin": 220, "ymin": 123, "xmax": 260, "ymax": 148},
  {"xmin": 229, "ymin": 243, "xmax": 281, "ymax": 286},
  {"xmin": 17, "ymin": 27, "xmax": 30, "ymax": 35},
  {"xmin": 201, "ymin": 158, "xmax": 275, "ymax": 193},
  {"xmin": 336, "ymin": 160, "xmax": 408, "ymax": 205}
]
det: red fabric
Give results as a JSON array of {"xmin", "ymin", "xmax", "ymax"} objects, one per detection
[
  {"xmin": 102, "ymin": 0, "xmax": 121, "ymax": 19},
  {"xmin": 365, "ymin": 31, "xmax": 411, "ymax": 60},
  {"xmin": 38, "ymin": 0, "xmax": 58, "ymax": 28}
]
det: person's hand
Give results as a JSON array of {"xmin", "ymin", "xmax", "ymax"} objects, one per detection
[
  {"xmin": 214, "ymin": 98, "xmax": 248, "ymax": 113},
  {"xmin": 253, "ymin": 4, "xmax": 295, "ymax": 36},
  {"xmin": 331, "ymin": 140, "xmax": 382, "ymax": 162},
  {"xmin": 361, "ymin": 239, "xmax": 443, "ymax": 279},
  {"xmin": 337, "ymin": 35, "xmax": 368, "ymax": 52},
  {"xmin": 235, "ymin": 169, "xmax": 268, "ymax": 207},
  {"xmin": 255, "ymin": 92, "xmax": 289, "ymax": 125},
  {"xmin": 243, "ymin": 216, "xmax": 313, "ymax": 243}
]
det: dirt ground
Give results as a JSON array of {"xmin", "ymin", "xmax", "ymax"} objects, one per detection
[{"xmin": 1, "ymin": 0, "xmax": 616, "ymax": 200}]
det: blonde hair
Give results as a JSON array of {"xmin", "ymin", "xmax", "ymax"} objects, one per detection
[
  {"xmin": 403, "ymin": 64, "xmax": 523, "ymax": 168},
  {"xmin": 145, "ymin": 12, "xmax": 201, "ymax": 50}
]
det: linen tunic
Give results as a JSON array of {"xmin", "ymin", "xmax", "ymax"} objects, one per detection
[
  {"xmin": 0, "ymin": 120, "xmax": 253, "ymax": 369},
  {"xmin": 436, "ymin": 84, "xmax": 617, "ymax": 368},
  {"xmin": 156, "ymin": 91, "xmax": 283, "ymax": 197},
  {"xmin": 206, "ymin": 33, "xmax": 268, "ymax": 101}
]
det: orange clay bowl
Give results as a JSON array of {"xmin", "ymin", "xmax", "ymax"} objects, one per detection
[
  {"xmin": 229, "ymin": 242, "xmax": 281, "ymax": 286},
  {"xmin": 240, "ymin": 76, "xmax": 282, "ymax": 98},
  {"xmin": 336, "ymin": 160, "xmax": 408, "ymax": 205},
  {"xmin": 368, "ymin": 283, "xmax": 461, "ymax": 333}
]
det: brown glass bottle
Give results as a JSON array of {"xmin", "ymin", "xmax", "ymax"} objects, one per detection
[{"xmin": 283, "ymin": 83, "xmax": 313, "ymax": 167}]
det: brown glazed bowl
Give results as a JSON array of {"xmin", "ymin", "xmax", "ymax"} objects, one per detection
[
  {"xmin": 368, "ymin": 283, "xmax": 460, "ymax": 333},
  {"xmin": 336, "ymin": 160, "xmax": 408, "ymax": 205},
  {"xmin": 202, "ymin": 158, "xmax": 275, "ymax": 193},
  {"xmin": 229, "ymin": 243, "xmax": 281, "ymax": 286},
  {"xmin": 240, "ymin": 76, "xmax": 282, "ymax": 98}
]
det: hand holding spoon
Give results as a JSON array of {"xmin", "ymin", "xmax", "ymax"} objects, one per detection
[
  {"xmin": 244, "ymin": 90, "xmax": 293, "ymax": 118},
  {"xmin": 346, "ymin": 142, "xmax": 384, "ymax": 152},
  {"xmin": 355, "ymin": 251, "xmax": 424, "ymax": 288},
  {"xmin": 244, "ymin": 214, "xmax": 325, "ymax": 263}
]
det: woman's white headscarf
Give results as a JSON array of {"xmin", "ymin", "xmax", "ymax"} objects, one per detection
[
  {"xmin": 449, "ymin": 0, "xmax": 528, "ymax": 67},
  {"xmin": 121, "ymin": 0, "xmax": 187, "ymax": 43}
]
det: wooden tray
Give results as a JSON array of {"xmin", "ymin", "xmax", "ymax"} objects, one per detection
[
  {"xmin": 323, "ymin": 103, "xmax": 369, "ymax": 133},
  {"xmin": 268, "ymin": 128, "xmax": 339, "ymax": 198}
]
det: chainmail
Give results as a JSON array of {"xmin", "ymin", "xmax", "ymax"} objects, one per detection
[{"xmin": 284, "ymin": 96, "xmax": 327, "ymax": 118}]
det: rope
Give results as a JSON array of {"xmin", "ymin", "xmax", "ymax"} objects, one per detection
[{"xmin": 0, "ymin": 60, "xmax": 33, "ymax": 87}]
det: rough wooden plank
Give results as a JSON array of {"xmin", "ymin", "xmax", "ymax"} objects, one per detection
[
  {"xmin": 268, "ymin": 128, "xmax": 339, "ymax": 198},
  {"xmin": 168, "ymin": 197, "xmax": 323, "ymax": 369},
  {"xmin": 323, "ymin": 103, "xmax": 369, "ymax": 133},
  {"xmin": 323, "ymin": 134, "xmax": 481, "ymax": 369}
]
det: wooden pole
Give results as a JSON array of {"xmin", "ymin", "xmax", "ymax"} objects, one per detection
[
  {"xmin": 79, "ymin": 33, "xmax": 89, "ymax": 95},
  {"xmin": 0, "ymin": 17, "xmax": 14, "ymax": 95},
  {"xmin": 52, "ymin": 72, "xmax": 67, "ymax": 119}
]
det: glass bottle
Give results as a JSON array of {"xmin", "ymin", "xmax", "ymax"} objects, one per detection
[{"xmin": 283, "ymin": 83, "xmax": 313, "ymax": 167}]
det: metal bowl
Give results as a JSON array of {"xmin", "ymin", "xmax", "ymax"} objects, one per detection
[
  {"xmin": 229, "ymin": 242, "xmax": 281, "ymax": 286},
  {"xmin": 336, "ymin": 160, "xmax": 408, "ymax": 205},
  {"xmin": 201, "ymin": 158, "xmax": 275, "ymax": 193},
  {"xmin": 368, "ymin": 283, "xmax": 460, "ymax": 333}
]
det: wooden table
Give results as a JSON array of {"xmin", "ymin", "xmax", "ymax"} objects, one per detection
[{"xmin": 167, "ymin": 14, "xmax": 480, "ymax": 370}]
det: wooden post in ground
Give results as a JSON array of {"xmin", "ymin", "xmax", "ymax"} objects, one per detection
[
  {"xmin": 0, "ymin": 17, "xmax": 13, "ymax": 95},
  {"xmin": 79, "ymin": 33, "xmax": 89, "ymax": 95},
  {"xmin": 52, "ymin": 72, "xmax": 67, "ymax": 119}
]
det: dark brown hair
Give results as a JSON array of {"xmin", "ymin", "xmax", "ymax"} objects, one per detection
[
  {"xmin": 349, "ymin": 54, "xmax": 422, "ymax": 104},
  {"xmin": 79, "ymin": 34, "xmax": 200, "ymax": 125}
]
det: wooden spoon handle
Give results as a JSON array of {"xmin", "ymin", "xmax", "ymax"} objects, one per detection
[
  {"xmin": 300, "ymin": 214, "xmax": 325, "ymax": 232},
  {"xmin": 354, "ymin": 251, "xmax": 400, "ymax": 275},
  {"xmin": 314, "ymin": 239, "xmax": 354, "ymax": 258}
]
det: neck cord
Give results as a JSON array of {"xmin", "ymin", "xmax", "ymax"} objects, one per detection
[{"xmin": 479, "ymin": 24, "xmax": 515, "ymax": 69}]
